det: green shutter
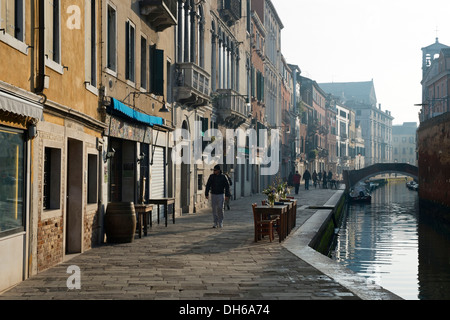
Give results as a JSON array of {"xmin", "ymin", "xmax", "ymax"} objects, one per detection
[
  {"xmin": 261, "ymin": 74, "xmax": 264, "ymax": 102},
  {"xmin": 251, "ymin": 67, "xmax": 255, "ymax": 98},
  {"xmin": 125, "ymin": 21, "xmax": 130, "ymax": 79},
  {"xmin": 151, "ymin": 47, "xmax": 164, "ymax": 96}
]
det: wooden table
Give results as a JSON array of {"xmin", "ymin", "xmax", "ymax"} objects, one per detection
[
  {"xmin": 147, "ymin": 198, "xmax": 175, "ymax": 227},
  {"xmin": 253, "ymin": 204, "xmax": 288, "ymax": 242},
  {"xmin": 280, "ymin": 199, "xmax": 298, "ymax": 230},
  {"xmin": 134, "ymin": 204, "xmax": 153, "ymax": 238}
]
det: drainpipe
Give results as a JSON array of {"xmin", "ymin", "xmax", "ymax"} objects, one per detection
[{"xmin": 35, "ymin": 0, "xmax": 46, "ymax": 103}]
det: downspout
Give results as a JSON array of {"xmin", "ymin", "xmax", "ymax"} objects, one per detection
[{"xmin": 35, "ymin": 0, "xmax": 46, "ymax": 103}]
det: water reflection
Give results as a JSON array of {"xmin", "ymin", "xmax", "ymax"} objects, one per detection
[
  {"xmin": 418, "ymin": 203, "xmax": 450, "ymax": 300},
  {"xmin": 332, "ymin": 180, "xmax": 450, "ymax": 300}
]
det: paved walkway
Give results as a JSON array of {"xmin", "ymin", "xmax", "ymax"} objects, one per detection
[{"xmin": 0, "ymin": 187, "xmax": 401, "ymax": 301}]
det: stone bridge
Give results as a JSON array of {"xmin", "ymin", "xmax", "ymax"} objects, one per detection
[{"xmin": 343, "ymin": 163, "xmax": 418, "ymax": 190}]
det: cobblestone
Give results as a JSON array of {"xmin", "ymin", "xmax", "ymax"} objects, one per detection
[{"xmin": 0, "ymin": 187, "xmax": 400, "ymax": 303}]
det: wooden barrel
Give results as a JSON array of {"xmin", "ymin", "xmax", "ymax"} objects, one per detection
[{"xmin": 105, "ymin": 202, "xmax": 136, "ymax": 243}]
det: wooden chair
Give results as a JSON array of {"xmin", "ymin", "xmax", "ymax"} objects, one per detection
[{"xmin": 252, "ymin": 203, "xmax": 277, "ymax": 242}]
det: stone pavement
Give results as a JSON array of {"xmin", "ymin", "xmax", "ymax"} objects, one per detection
[{"xmin": 0, "ymin": 187, "xmax": 401, "ymax": 302}]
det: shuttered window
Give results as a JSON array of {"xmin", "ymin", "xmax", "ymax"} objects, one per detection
[
  {"xmin": 0, "ymin": 0, "xmax": 24, "ymax": 41},
  {"xmin": 256, "ymin": 71, "xmax": 264, "ymax": 102},
  {"xmin": 45, "ymin": 0, "xmax": 60, "ymax": 63},
  {"xmin": 150, "ymin": 45, "xmax": 164, "ymax": 96},
  {"xmin": 106, "ymin": 4, "xmax": 116, "ymax": 71},
  {"xmin": 125, "ymin": 20, "xmax": 135, "ymax": 83},
  {"xmin": 85, "ymin": 0, "xmax": 96, "ymax": 86},
  {"xmin": 140, "ymin": 36, "xmax": 147, "ymax": 90}
]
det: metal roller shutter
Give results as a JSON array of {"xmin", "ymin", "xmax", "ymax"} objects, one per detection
[{"xmin": 150, "ymin": 146, "xmax": 165, "ymax": 198}]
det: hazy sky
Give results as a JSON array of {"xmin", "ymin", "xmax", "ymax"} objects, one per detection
[{"xmin": 270, "ymin": 0, "xmax": 450, "ymax": 125}]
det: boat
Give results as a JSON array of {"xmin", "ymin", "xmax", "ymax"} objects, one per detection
[
  {"xmin": 349, "ymin": 184, "xmax": 372, "ymax": 203},
  {"xmin": 406, "ymin": 180, "xmax": 419, "ymax": 191}
]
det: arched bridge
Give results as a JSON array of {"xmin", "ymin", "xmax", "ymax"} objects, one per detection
[{"xmin": 343, "ymin": 163, "xmax": 418, "ymax": 190}]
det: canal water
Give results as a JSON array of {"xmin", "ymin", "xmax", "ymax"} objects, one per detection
[{"xmin": 331, "ymin": 180, "xmax": 450, "ymax": 300}]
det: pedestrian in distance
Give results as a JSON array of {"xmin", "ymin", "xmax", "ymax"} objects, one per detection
[
  {"xmin": 322, "ymin": 170, "xmax": 327, "ymax": 189},
  {"xmin": 312, "ymin": 170, "xmax": 318, "ymax": 188},
  {"xmin": 303, "ymin": 169, "xmax": 311, "ymax": 190},
  {"xmin": 205, "ymin": 165, "xmax": 231, "ymax": 228},
  {"xmin": 293, "ymin": 171, "xmax": 301, "ymax": 194},
  {"xmin": 327, "ymin": 170, "xmax": 333, "ymax": 189},
  {"xmin": 224, "ymin": 172, "xmax": 232, "ymax": 210}
]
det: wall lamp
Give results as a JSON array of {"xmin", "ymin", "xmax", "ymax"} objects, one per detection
[
  {"xmin": 137, "ymin": 152, "xmax": 146, "ymax": 164},
  {"xmin": 104, "ymin": 148, "xmax": 116, "ymax": 163},
  {"xmin": 159, "ymin": 99, "xmax": 170, "ymax": 113}
]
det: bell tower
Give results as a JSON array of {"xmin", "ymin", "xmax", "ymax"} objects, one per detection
[{"xmin": 421, "ymin": 37, "xmax": 449, "ymax": 78}]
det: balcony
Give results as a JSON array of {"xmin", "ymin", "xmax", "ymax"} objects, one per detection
[
  {"xmin": 173, "ymin": 62, "xmax": 211, "ymax": 108},
  {"xmin": 213, "ymin": 89, "xmax": 250, "ymax": 128},
  {"xmin": 219, "ymin": 0, "xmax": 242, "ymax": 26},
  {"xmin": 139, "ymin": 0, "xmax": 177, "ymax": 32}
]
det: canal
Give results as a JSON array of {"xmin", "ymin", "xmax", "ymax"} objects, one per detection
[{"xmin": 331, "ymin": 179, "xmax": 450, "ymax": 300}]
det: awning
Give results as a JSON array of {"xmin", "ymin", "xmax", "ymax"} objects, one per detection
[
  {"xmin": 110, "ymin": 98, "xmax": 164, "ymax": 127},
  {"xmin": 0, "ymin": 90, "xmax": 44, "ymax": 120}
]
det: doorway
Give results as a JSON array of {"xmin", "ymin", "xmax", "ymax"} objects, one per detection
[{"xmin": 66, "ymin": 139, "xmax": 83, "ymax": 254}]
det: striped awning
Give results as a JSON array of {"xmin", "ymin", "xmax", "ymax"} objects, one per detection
[{"xmin": 0, "ymin": 90, "xmax": 43, "ymax": 120}]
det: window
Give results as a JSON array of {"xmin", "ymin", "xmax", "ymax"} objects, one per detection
[
  {"xmin": 0, "ymin": 0, "xmax": 24, "ymax": 41},
  {"xmin": 125, "ymin": 20, "xmax": 135, "ymax": 83},
  {"xmin": 87, "ymin": 154, "xmax": 97, "ymax": 204},
  {"xmin": 106, "ymin": 4, "xmax": 116, "ymax": 72},
  {"xmin": 43, "ymin": 147, "xmax": 61, "ymax": 210},
  {"xmin": 45, "ymin": 0, "xmax": 60, "ymax": 63},
  {"xmin": 0, "ymin": 127, "xmax": 25, "ymax": 237},
  {"xmin": 140, "ymin": 36, "xmax": 147, "ymax": 90},
  {"xmin": 85, "ymin": 0, "xmax": 96, "ymax": 88},
  {"xmin": 150, "ymin": 45, "xmax": 164, "ymax": 95}
]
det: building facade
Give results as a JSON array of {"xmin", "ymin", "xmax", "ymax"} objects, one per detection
[
  {"xmin": 392, "ymin": 122, "xmax": 418, "ymax": 166},
  {"xmin": 249, "ymin": 7, "xmax": 267, "ymax": 193},
  {"xmin": 299, "ymin": 76, "xmax": 328, "ymax": 173},
  {"xmin": 0, "ymin": 0, "xmax": 107, "ymax": 291},
  {"xmin": 319, "ymin": 81, "xmax": 393, "ymax": 166},
  {"xmin": 100, "ymin": 0, "xmax": 175, "ymax": 224}
]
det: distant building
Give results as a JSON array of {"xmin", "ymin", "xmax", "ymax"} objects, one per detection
[
  {"xmin": 300, "ymin": 76, "xmax": 329, "ymax": 172},
  {"xmin": 392, "ymin": 122, "xmax": 418, "ymax": 166},
  {"xmin": 319, "ymin": 80, "xmax": 394, "ymax": 166}
]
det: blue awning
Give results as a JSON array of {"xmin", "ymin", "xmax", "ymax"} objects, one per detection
[{"xmin": 110, "ymin": 98, "xmax": 164, "ymax": 127}]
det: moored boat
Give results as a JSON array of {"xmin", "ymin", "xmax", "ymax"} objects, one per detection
[{"xmin": 349, "ymin": 183, "xmax": 372, "ymax": 203}]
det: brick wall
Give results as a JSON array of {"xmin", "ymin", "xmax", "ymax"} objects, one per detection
[
  {"xmin": 418, "ymin": 112, "xmax": 450, "ymax": 209},
  {"xmin": 37, "ymin": 216, "xmax": 64, "ymax": 271}
]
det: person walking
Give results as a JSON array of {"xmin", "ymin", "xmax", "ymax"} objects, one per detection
[
  {"xmin": 327, "ymin": 170, "xmax": 333, "ymax": 189},
  {"xmin": 224, "ymin": 172, "xmax": 232, "ymax": 210},
  {"xmin": 293, "ymin": 171, "xmax": 301, "ymax": 194},
  {"xmin": 322, "ymin": 170, "xmax": 327, "ymax": 189},
  {"xmin": 312, "ymin": 170, "xmax": 318, "ymax": 188},
  {"xmin": 205, "ymin": 165, "xmax": 231, "ymax": 228},
  {"xmin": 303, "ymin": 169, "xmax": 311, "ymax": 190}
]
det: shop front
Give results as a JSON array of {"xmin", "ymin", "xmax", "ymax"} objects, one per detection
[
  {"xmin": 0, "ymin": 90, "xmax": 43, "ymax": 292},
  {"xmin": 104, "ymin": 99, "xmax": 171, "ymax": 226}
]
